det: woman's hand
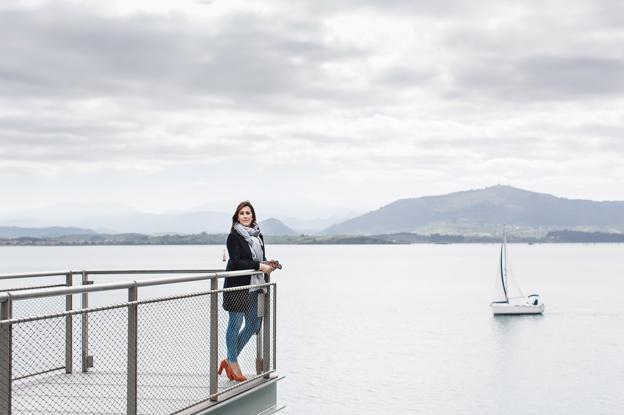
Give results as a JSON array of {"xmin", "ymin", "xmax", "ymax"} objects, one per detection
[
  {"xmin": 265, "ymin": 260, "xmax": 282, "ymax": 270},
  {"xmin": 259, "ymin": 263, "xmax": 273, "ymax": 273}
]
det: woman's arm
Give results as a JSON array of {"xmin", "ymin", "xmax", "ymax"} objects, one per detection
[
  {"xmin": 260, "ymin": 234, "xmax": 267, "ymax": 261},
  {"xmin": 226, "ymin": 233, "xmax": 260, "ymax": 270}
]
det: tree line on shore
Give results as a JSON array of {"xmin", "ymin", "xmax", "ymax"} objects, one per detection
[{"xmin": 1, "ymin": 230, "xmax": 624, "ymax": 246}]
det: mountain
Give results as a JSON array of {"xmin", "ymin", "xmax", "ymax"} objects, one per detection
[
  {"xmin": 259, "ymin": 218, "xmax": 297, "ymax": 236},
  {"xmin": 0, "ymin": 214, "xmax": 297, "ymax": 236},
  {"xmin": 87, "ymin": 211, "xmax": 231, "ymax": 234},
  {"xmin": 279, "ymin": 210, "xmax": 362, "ymax": 234},
  {"xmin": 0, "ymin": 226, "xmax": 96, "ymax": 238},
  {"xmin": 0, "ymin": 210, "xmax": 231, "ymax": 234},
  {"xmin": 323, "ymin": 185, "xmax": 624, "ymax": 235},
  {"xmin": 0, "ymin": 203, "xmax": 138, "ymax": 227}
]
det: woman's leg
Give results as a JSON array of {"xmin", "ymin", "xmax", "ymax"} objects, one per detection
[
  {"xmin": 226, "ymin": 311, "xmax": 244, "ymax": 362},
  {"xmin": 236, "ymin": 293, "xmax": 263, "ymax": 357}
]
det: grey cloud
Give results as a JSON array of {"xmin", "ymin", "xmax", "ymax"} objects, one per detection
[
  {"xmin": 363, "ymin": 152, "xmax": 478, "ymax": 168},
  {"xmin": 577, "ymin": 123, "xmax": 624, "ymax": 141},
  {"xmin": 315, "ymin": 0, "xmax": 624, "ymax": 24},
  {"xmin": 320, "ymin": 133, "xmax": 607, "ymax": 172},
  {"xmin": 518, "ymin": 56, "xmax": 624, "ymax": 97},
  {"xmin": 0, "ymin": 112, "xmax": 287, "ymax": 165},
  {"xmin": 292, "ymin": 0, "xmax": 486, "ymax": 17},
  {"xmin": 294, "ymin": 130, "xmax": 387, "ymax": 145},
  {"xmin": 0, "ymin": 5, "xmax": 364, "ymax": 107},
  {"xmin": 431, "ymin": 1, "xmax": 624, "ymax": 102},
  {"xmin": 600, "ymin": 137, "xmax": 624, "ymax": 153},
  {"xmin": 0, "ymin": 115, "xmax": 142, "ymax": 138},
  {"xmin": 450, "ymin": 55, "xmax": 624, "ymax": 101},
  {"xmin": 377, "ymin": 66, "xmax": 436, "ymax": 88},
  {"xmin": 586, "ymin": 0, "xmax": 624, "ymax": 27}
]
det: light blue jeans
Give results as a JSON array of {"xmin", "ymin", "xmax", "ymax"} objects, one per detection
[{"xmin": 226, "ymin": 291, "xmax": 262, "ymax": 363}]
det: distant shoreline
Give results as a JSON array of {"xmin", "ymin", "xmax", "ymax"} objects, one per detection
[{"xmin": 1, "ymin": 230, "xmax": 624, "ymax": 246}]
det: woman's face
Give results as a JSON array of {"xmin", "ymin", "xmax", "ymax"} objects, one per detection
[{"xmin": 238, "ymin": 206, "xmax": 254, "ymax": 226}]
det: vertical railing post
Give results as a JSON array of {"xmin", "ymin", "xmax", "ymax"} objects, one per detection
[
  {"xmin": 1, "ymin": 296, "xmax": 13, "ymax": 415},
  {"xmin": 127, "ymin": 282, "xmax": 138, "ymax": 415},
  {"xmin": 81, "ymin": 271, "xmax": 90, "ymax": 372},
  {"xmin": 256, "ymin": 321, "xmax": 263, "ymax": 375},
  {"xmin": 262, "ymin": 274, "xmax": 271, "ymax": 378},
  {"xmin": 65, "ymin": 272, "xmax": 73, "ymax": 374},
  {"xmin": 209, "ymin": 277, "xmax": 218, "ymax": 401},
  {"xmin": 272, "ymin": 283, "xmax": 276, "ymax": 371}
]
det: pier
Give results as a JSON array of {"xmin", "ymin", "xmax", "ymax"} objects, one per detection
[{"xmin": 0, "ymin": 269, "xmax": 282, "ymax": 415}]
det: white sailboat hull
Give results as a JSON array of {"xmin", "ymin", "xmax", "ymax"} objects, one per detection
[{"xmin": 490, "ymin": 302, "xmax": 545, "ymax": 315}]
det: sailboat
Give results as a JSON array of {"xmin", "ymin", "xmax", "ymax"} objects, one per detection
[{"xmin": 490, "ymin": 232, "xmax": 544, "ymax": 315}]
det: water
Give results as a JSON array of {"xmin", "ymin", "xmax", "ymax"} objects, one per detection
[{"xmin": 1, "ymin": 244, "xmax": 623, "ymax": 414}]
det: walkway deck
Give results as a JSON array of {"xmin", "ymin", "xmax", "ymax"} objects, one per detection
[{"xmin": 12, "ymin": 368, "xmax": 272, "ymax": 414}]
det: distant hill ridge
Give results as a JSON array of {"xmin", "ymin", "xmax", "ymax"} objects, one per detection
[
  {"xmin": 0, "ymin": 226, "xmax": 96, "ymax": 238},
  {"xmin": 0, "ymin": 220, "xmax": 297, "ymax": 238},
  {"xmin": 323, "ymin": 185, "xmax": 624, "ymax": 235},
  {"xmin": 259, "ymin": 218, "xmax": 297, "ymax": 236}
]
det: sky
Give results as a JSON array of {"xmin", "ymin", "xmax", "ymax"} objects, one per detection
[{"xmin": 1, "ymin": 0, "xmax": 624, "ymax": 220}]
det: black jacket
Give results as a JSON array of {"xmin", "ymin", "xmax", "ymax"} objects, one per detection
[{"xmin": 223, "ymin": 230, "xmax": 266, "ymax": 312}]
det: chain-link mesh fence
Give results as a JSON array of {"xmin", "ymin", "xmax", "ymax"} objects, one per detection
[
  {"xmin": 10, "ymin": 305, "xmax": 129, "ymax": 414},
  {"xmin": 1, "ymin": 280, "xmax": 276, "ymax": 415},
  {"xmin": 0, "ymin": 274, "xmax": 70, "ymax": 321},
  {"xmin": 137, "ymin": 293, "xmax": 212, "ymax": 414},
  {"xmin": 10, "ymin": 294, "xmax": 66, "ymax": 322}
]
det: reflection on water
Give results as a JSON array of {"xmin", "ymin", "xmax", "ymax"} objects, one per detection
[
  {"xmin": 491, "ymin": 313, "xmax": 545, "ymax": 342},
  {"xmin": 1, "ymin": 244, "xmax": 624, "ymax": 414}
]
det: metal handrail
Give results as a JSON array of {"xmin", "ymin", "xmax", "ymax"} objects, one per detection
[
  {"xmin": 3, "ymin": 282, "xmax": 273, "ymax": 325},
  {"xmin": 0, "ymin": 271, "xmax": 72, "ymax": 280},
  {"xmin": 0, "ymin": 268, "xmax": 225, "ymax": 281},
  {"xmin": 74, "ymin": 269, "xmax": 225, "ymax": 275},
  {"xmin": 0, "ymin": 269, "xmax": 261, "ymax": 303}
]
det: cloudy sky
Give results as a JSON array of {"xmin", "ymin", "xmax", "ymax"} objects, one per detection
[{"xmin": 1, "ymin": 0, "xmax": 623, "ymax": 220}]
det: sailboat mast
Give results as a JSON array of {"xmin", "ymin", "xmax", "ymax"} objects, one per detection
[
  {"xmin": 503, "ymin": 232, "xmax": 508, "ymax": 279},
  {"xmin": 500, "ymin": 231, "xmax": 508, "ymax": 302}
]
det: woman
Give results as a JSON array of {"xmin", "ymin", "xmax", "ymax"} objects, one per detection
[{"xmin": 218, "ymin": 200, "xmax": 278, "ymax": 381}]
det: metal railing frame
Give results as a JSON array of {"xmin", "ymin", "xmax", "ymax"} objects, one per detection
[
  {"xmin": 0, "ymin": 269, "xmax": 225, "ymax": 373},
  {"xmin": 0, "ymin": 269, "xmax": 276, "ymax": 415}
]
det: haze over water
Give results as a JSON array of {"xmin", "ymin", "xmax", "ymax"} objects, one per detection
[{"xmin": 1, "ymin": 244, "xmax": 622, "ymax": 414}]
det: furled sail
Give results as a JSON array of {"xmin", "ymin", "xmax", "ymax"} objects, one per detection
[{"xmin": 491, "ymin": 240, "xmax": 509, "ymax": 303}]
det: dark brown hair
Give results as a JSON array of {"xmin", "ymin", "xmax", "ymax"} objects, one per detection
[{"xmin": 231, "ymin": 200, "xmax": 257, "ymax": 231}]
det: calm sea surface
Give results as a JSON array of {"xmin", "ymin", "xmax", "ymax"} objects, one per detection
[{"xmin": 1, "ymin": 244, "xmax": 623, "ymax": 414}]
